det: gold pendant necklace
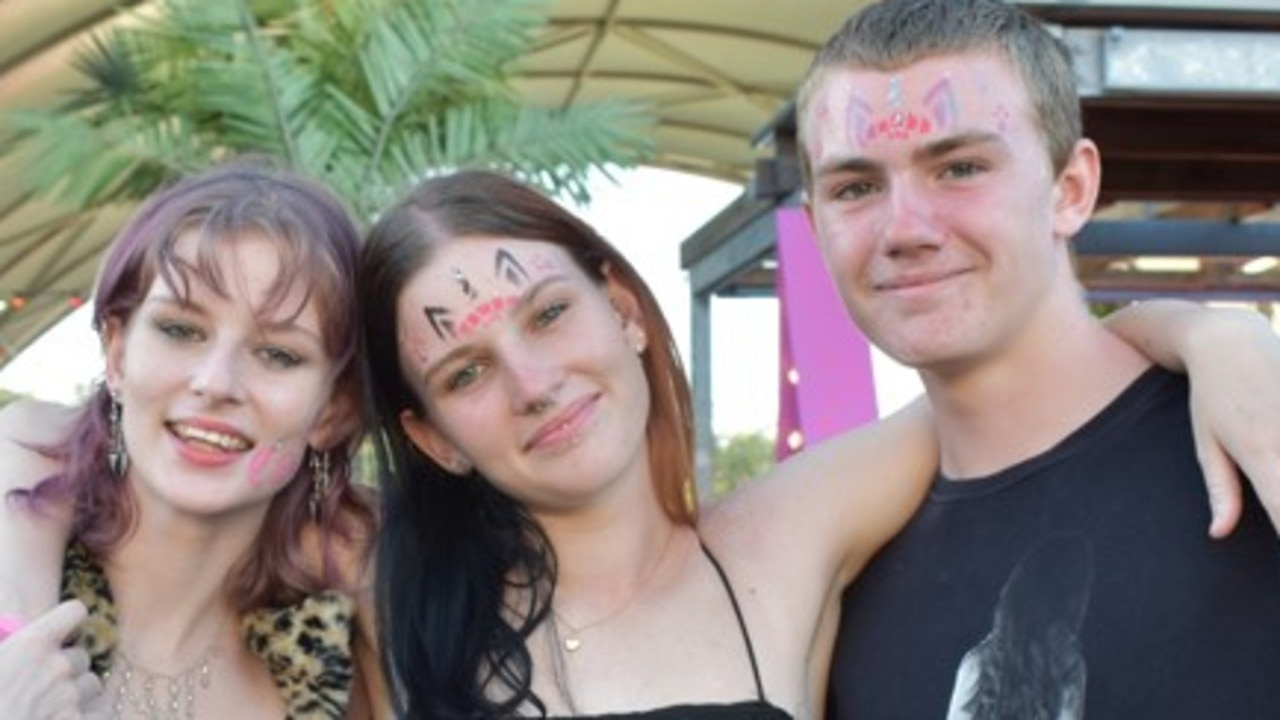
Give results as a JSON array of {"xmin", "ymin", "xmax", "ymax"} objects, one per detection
[
  {"xmin": 553, "ymin": 613, "xmax": 585, "ymax": 653},
  {"xmin": 550, "ymin": 526, "xmax": 679, "ymax": 654}
]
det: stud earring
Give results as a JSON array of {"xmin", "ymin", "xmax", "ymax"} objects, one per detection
[
  {"xmin": 629, "ymin": 326, "xmax": 648, "ymax": 354},
  {"xmin": 107, "ymin": 392, "xmax": 129, "ymax": 478},
  {"xmin": 309, "ymin": 448, "xmax": 332, "ymax": 522}
]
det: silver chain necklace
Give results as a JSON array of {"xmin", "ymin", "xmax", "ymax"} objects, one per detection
[{"xmin": 106, "ymin": 647, "xmax": 216, "ymax": 720}]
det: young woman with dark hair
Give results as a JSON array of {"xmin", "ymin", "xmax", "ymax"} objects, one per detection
[
  {"xmin": 0, "ymin": 161, "xmax": 384, "ymax": 719},
  {"xmin": 360, "ymin": 169, "xmax": 1280, "ymax": 718}
]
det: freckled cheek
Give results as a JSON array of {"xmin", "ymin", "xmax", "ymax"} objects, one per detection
[
  {"xmin": 399, "ymin": 326, "xmax": 437, "ymax": 368},
  {"xmin": 246, "ymin": 443, "xmax": 306, "ymax": 489}
]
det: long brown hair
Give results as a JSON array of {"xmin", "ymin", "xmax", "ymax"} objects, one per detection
[{"xmin": 361, "ymin": 170, "xmax": 695, "ymax": 717}]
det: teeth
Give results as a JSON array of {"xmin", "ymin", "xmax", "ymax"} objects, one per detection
[{"xmin": 171, "ymin": 424, "xmax": 250, "ymax": 451}]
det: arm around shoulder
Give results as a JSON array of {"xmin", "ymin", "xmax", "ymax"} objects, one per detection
[
  {"xmin": 0, "ymin": 399, "xmax": 81, "ymax": 619},
  {"xmin": 1105, "ymin": 300, "xmax": 1280, "ymax": 537},
  {"xmin": 705, "ymin": 398, "xmax": 937, "ymax": 589}
]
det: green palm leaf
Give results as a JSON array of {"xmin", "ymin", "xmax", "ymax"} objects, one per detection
[{"xmin": 2, "ymin": 0, "xmax": 654, "ymax": 219}]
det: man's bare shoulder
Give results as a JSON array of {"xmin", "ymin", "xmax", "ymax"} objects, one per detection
[{"xmin": 0, "ymin": 399, "xmax": 79, "ymax": 445}]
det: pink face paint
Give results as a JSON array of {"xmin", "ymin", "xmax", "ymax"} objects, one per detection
[
  {"xmin": 993, "ymin": 103, "xmax": 1011, "ymax": 134},
  {"xmin": 846, "ymin": 77, "xmax": 957, "ymax": 147},
  {"xmin": 922, "ymin": 77, "xmax": 957, "ymax": 132},
  {"xmin": 247, "ymin": 442, "xmax": 304, "ymax": 489},
  {"xmin": 399, "ymin": 325, "xmax": 432, "ymax": 367},
  {"xmin": 528, "ymin": 251, "xmax": 557, "ymax": 275},
  {"xmin": 846, "ymin": 94, "xmax": 877, "ymax": 148},
  {"xmin": 888, "ymin": 74, "xmax": 904, "ymax": 112},
  {"xmin": 810, "ymin": 99, "xmax": 830, "ymax": 159},
  {"xmin": 408, "ymin": 245, "xmax": 566, "ymax": 371},
  {"xmin": 456, "ymin": 294, "xmax": 519, "ymax": 338},
  {"xmin": 0, "ymin": 614, "xmax": 25, "ymax": 641}
]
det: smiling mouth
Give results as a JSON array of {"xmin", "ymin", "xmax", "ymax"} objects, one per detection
[
  {"xmin": 876, "ymin": 268, "xmax": 970, "ymax": 292},
  {"xmin": 524, "ymin": 395, "xmax": 599, "ymax": 452},
  {"xmin": 167, "ymin": 422, "xmax": 252, "ymax": 452}
]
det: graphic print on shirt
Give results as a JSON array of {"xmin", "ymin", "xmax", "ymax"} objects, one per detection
[{"xmin": 947, "ymin": 535, "xmax": 1093, "ymax": 720}]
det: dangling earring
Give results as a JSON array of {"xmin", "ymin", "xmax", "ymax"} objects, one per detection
[
  {"xmin": 309, "ymin": 448, "xmax": 332, "ymax": 522},
  {"xmin": 107, "ymin": 392, "xmax": 129, "ymax": 478}
]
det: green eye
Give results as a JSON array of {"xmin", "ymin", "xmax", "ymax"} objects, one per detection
[
  {"xmin": 534, "ymin": 301, "xmax": 568, "ymax": 328},
  {"xmin": 446, "ymin": 363, "xmax": 483, "ymax": 391},
  {"xmin": 156, "ymin": 320, "xmax": 202, "ymax": 342},
  {"xmin": 834, "ymin": 180, "xmax": 879, "ymax": 200},
  {"xmin": 259, "ymin": 346, "xmax": 304, "ymax": 369}
]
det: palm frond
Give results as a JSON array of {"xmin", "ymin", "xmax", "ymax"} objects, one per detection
[
  {"xmin": 5, "ymin": 108, "xmax": 206, "ymax": 208},
  {"xmin": 2, "ymin": 0, "xmax": 656, "ymax": 219}
]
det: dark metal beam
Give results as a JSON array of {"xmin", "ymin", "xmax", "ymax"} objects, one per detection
[
  {"xmin": 1098, "ymin": 158, "xmax": 1280, "ymax": 204},
  {"xmin": 1084, "ymin": 102, "xmax": 1280, "ymax": 162},
  {"xmin": 1076, "ymin": 220, "xmax": 1280, "ymax": 256},
  {"xmin": 1024, "ymin": 4, "xmax": 1280, "ymax": 32},
  {"xmin": 686, "ymin": 205, "xmax": 779, "ymax": 296}
]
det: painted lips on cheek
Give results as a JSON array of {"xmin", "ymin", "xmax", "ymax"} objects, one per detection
[{"xmin": 246, "ymin": 442, "xmax": 304, "ymax": 489}]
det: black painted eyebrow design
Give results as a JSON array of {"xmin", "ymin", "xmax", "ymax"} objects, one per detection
[
  {"xmin": 423, "ymin": 306, "xmax": 455, "ymax": 341},
  {"xmin": 494, "ymin": 247, "xmax": 530, "ymax": 286},
  {"xmin": 423, "ymin": 249, "xmax": 536, "ymax": 341}
]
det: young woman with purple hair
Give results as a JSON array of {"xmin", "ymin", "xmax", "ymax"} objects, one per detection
[{"xmin": 0, "ymin": 161, "xmax": 382, "ymax": 719}]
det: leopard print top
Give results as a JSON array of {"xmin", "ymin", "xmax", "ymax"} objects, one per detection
[{"xmin": 61, "ymin": 541, "xmax": 356, "ymax": 719}]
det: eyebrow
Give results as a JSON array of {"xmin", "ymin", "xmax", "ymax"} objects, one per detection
[
  {"xmin": 146, "ymin": 295, "xmax": 326, "ymax": 347},
  {"xmin": 419, "ymin": 273, "xmax": 567, "ymax": 386},
  {"xmin": 913, "ymin": 130, "xmax": 1004, "ymax": 162},
  {"xmin": 814, "ymin": 130, "xmax": 1005, "ymax": 181}
]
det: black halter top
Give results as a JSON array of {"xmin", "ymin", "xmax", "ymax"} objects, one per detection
[{"xmin": 555, "ymin": 541, "xmax": 793, "ymax": 720}]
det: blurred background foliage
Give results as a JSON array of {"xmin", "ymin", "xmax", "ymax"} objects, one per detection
[
  {"xmin": 711, "ymin": 432, "xmax": 775, "ymax": 498},
  {"xmin": 2, "ymin": 0, "xmax": 655, "ymax": 221}
]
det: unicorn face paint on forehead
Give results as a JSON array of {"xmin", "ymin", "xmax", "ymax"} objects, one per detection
[
  {"xmin": 396, "ymin": 241, "xmax": 567, "ymax": 378},
  {"xmin": 847, "ymin": 75, "xmax": 956, "ymax": 148},
  {"xmin": 421, "ymin": 247, "xmax": 545, "ymax": 341},
  {"xmin": 807, "ymin": 59, "xmax": 1019, "ymax": 174}
]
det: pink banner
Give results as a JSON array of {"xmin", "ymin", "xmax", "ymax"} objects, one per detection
[{"xmin": 774, "ymin": 208, "xmax": 878, "ymax": 459}]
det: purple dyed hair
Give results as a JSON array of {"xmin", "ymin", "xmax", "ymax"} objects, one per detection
[{"xmin": 27, "ymin": 160, "xmax": 374, "ymax": 611}]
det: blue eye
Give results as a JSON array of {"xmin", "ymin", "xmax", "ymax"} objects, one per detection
[{"xmin": 942, "ymin": 160, "xmax": 984, "ymax": 179}]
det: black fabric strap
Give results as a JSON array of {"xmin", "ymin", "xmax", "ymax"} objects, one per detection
[{"xmin": 699, "ymin": 539, "xmax": 767, "ymax": 703}]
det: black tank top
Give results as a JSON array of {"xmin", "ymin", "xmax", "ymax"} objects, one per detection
[{"xmin": 559, "ymin": 541, "xmax": 793, "ymax": 719}]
